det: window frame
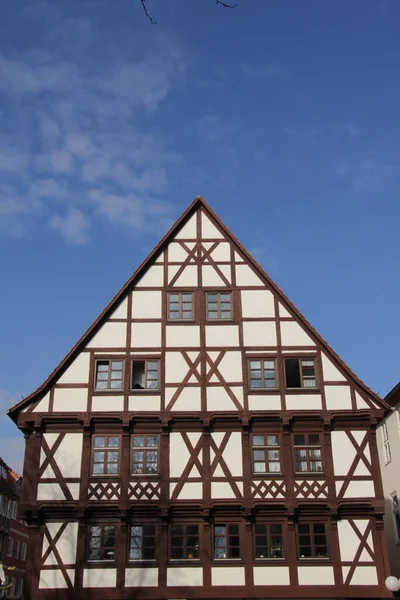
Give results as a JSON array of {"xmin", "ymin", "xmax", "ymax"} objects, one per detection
[
  {"xmin": 128, "ymin": 524, "xmax": 157, "ymax": 562},
  {"xmin": 21, "ymin": 542, "xmax": 27, "ymax": 561},
  {"xmin": 87, "ymin": 524, "xmax": 116, "ymax": 562},
  {"xmin": 131, "ymin": 359, "xmax": 160, "ymax": 391},
  {"xmin": 206, "ymin": 291, "xmax": 233, "ymax": 321},
  {"xmin": 213, "ymin": 523, "xmax": 241, "ymax": 560},
  {"xmin": 7, "ymin": 536, "xmax": 13, "ymax": 557},
  {"xmin": 251, "ymin": 434, "xmax": 281, "ymax": 475},
  {"xmin": 248, "ymin": 358, "xmax": 278, "ymax": 391},
  {"xmin": 382, "ymin": 422, "xmax": 391, "ymax": 465},
  {"xmin": 167, "ymin": 292, "xmax": 195, "ymax": 322},
  {"xmin": 91, "ymin": 435, "xmax": 121, "ymax": 477},
  {"xmin": 131, "ymin": 434, "xmax": 160, "ymax": 476},
  {"xmin": 284, "ymin": 357, "xmax": 318, "ymax": 390},
  {"xmin": 253, "ymin": 523, "xmax": 285, "ymax": 560},
  {"xmin": 14, "ymin": 539, "xmax": 20, "ymax": 559},
  {"xmin": 293, "ymin": 433, "xmax": 323, "ymax": 474},
  {"xmin": 94, "ymin": 359, "xmax": 124, "ymax": 391},
  {"xmin": 297, "ymin": 522, "xmax": 329, "ymax": 560},
  {"xmin": 169, "ymin": 524, "xmax": 200, "ymax": 561}
]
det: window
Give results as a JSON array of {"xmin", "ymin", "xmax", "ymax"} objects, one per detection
[
  {"xmin": 252, "ymin": 435, "xmax": 281, "ymax": 474},
  {"xmin": 95, "ymin": 360, "xmax": 123, "ymax": 390},
  {"xmin": 7, "ymin": 499, "xmax": 12, "ymax": 518},
  {"xmin": 254, "ymin": 524, "xmax": 284, "ymax": 559},
  {"xmin": 214, "ymin": 524, "xmax": 240, "ymax": 559},
  {"xmin": 207, "ymin": 292, "xmax": 232, "ymax": 320},
  {"xmin": 7, "ymin": 537, "xmax": 13, "ymax": 557},
  {"xmin": 298, "ymin": 523, "xmax": 328, "ymax": 558},
  {"xmin": 11, "ymin": 501, "xmax": 17, "ymax": 520},
  {"xmin": 87, "ymin": 525, "xmax": 116, "ymax": 561},
  {"xmin": 170, "ymin": 525, "xmax": 199, "ymax": 560},
  {"xmin": 14, "ymin": 540, "xmax": 20, "ymax": 559},
  {"xmin": 391, "ymin": 493, "xmax": 400, "ymax": 543},
  {"xmin": 129, "ymin": 525, "xmax": 156, "ymax": 560},
  {"xmin": 249, "ymin": 359, "xmax": 276, "ymax": 390},
  {"xmin": 132, "ymin": 436, "xmax": 159, "ymax": 474},
  {"xmin": 14, "ymin": 578, "xmax": 23, "ymax": 596},
  {"xmin": 21, "ymin": 542, "xmax": 27, "ymax": 561},
  {"xmin": 382, "ymin": 422, "xmax": 391, "ymax": 465},
  {"xmin": 168, "ymin": 293, "xmax": 194, "ymax": 320},
  {"xmin": 132, "ymin": 360, "xmax": 159, "ymax": 390},
  {"xmin": 285, "ymin": 358, "xmax": 316, "ymax": 388},
  {"xmin": 294, "ymin": 434, "xmax": 322, "ymax": 473},
  {"xmin": 92, "ymin": 436, "xmax": 120, "ymax": 475}
]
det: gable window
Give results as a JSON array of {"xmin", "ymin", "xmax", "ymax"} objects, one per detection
[
  {"xmin": 294, "ymin": 434, "xmax": 322, "ymax": 473},
  {"xmin": 132, "ymin": 360, "xmax": 159, "ymax": 390},
  {"xmin": 168, "ymin": 293, "xmax": 194, "ymax": 320},
  {"xmin": 170, "ymin": 525, "xmax": 199, "ymax": 560},
  {"xmin": 252, "ymin": 435, "xmax": 281, "ymax": 474},
  {"xmin": 87, "ymin": 525, "xmax": 116, "ymax": 561},
  {"xmin": 207, "ymin": 292, "xmax": 232, "ymax": 320},
  {"xmin": 298, "ymin": 523, "xmax": 328, "ymax": 558},
  {"xmin": 129, "ymin": 525, "xmax": 156, "ymax": 560},
  {"xmin": 214, "ymin": 524, "xmax": 240, "ymax": 559},
  {"xmin": 249, "ymin": 359, "xmax": 276, "ymax": 389},
  {"xmin": 132, "ymin": 435, "xmax": 159, "ymax": 474},
  {"xmin": 21, "ymin": 542, "xmax": 27, "ymax": 561},
  {"xmin": 382, "ymin": 422, "xmax": 391, "ymax": 465},
  {"xmin": 95, "ymin": 360, "xmax": 123, "ymax": 390},
  {"xmin": 391, "ymin": 493, "xmax": 400, "ymax": 542},
  {"xmin": 92, "ymin": 435, "xmax": 120, "ymax": 475},
  {"xmin": 254, "ymin": 524, "xmax": 284, "ymax": 559},
  {"xmin": 285, "ymin": 358, "xmax": 316, "ymax": 388}
]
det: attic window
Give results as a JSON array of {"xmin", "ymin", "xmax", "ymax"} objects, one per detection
[
  {"xmin": 284, "ymin": 358, "xmax": 316, "ymax": 389},
  {"xmin": 168, "ymin": 293, "xmax": 194, "ymax": 320},
  {"xmin": 207, "ymin": 292, "xmax": 232, "ymax": 320},
  {"xmin": 132, "ymin": 360, "xmax": 159, "ymax": 390},
  {"xmin": 95, "ymin": 360, "xmax": 123, "ymax": 390}
]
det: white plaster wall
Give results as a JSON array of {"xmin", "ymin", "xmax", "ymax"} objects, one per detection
[
  {"xmin": 202, "ymin": 265, "xmax": 230, "ymax": 287},
  {"xmin": 136, "ymin": 265, "xmax": 164, "ymax": 287},
  {"xmin": 175, "ymin": 214, "xmax": 197, "ymax": 239},
  {"xmin": 241, "ymin": 290, "xmax": 275, "ymax": 318},
  {"xmin": 173, "ymin": 265, "xmax": 198, "ymax": 287},
  {"xmin": 170, "ymin": 433, "xmax": 201, "ymax": 477},
  {"xmin": 235, "ymin": 264, "xmax": 264, "ymax": 287},
  {"xmin": 58, "ymin": 353, "xmax": 91, "ymax": 384},
  {"xmin": 167, "ymin": 567, "xmax": 203, "ymax": 587},
  {"xmin": 131, "ymin": 322, "xmax": 162, "ymax": 347},
  {"xmin": 128, "ymin": 395, "xmax": 161, "ymax": 411},
  {"xmin": 202, "ymin": 213, "xmax": 224, "ymax": 239},
  {"xmin": 242, "ymin": 321, "xmax": 277, "ymax": 347},
  {"xmin": 87, "ymin": 322, "xmax": 127, "ymax": 348},
  {"xmin": 211, "ymin": 432, "xmax": 242, "ymax": 476},
  {"xmin": 211, "ymin": 481, "xmax": 242, "ymax": 498},
  {"xmin": 341, "ymin": 480, "xmax": 375, "ymax": 498},
  {"xmin": 348, "ymin": 566, "xmax": 378, "ymax": 585},
  {"xmin": 132, "ymin": 291, "xmax": 162, "ymax": 319},
  {"xmin": 166, "ymin": 326, "xmax": 200, "ymax": 348},
  {"xmin": 47, "ymin": 522, "xmax": 78, "ymax": 564},
  {"xmin": 278, "ymin": 303, "xmax": 292, "ymax": 318},
  {"xmin": 248, "ymin": 395, "xmax": 281, "ymax": 411},
  {"xmin": 170, "ymin": 482, "xmax": 203, "ymax": 500},
  {"xmin": 109, "ymin": 297, "xmax": 128, "ymax": 319},
  {"xmin": 92, "ymin": 395, "xmax": 124, "ymax": 411},
  {"xmin": 285, "ymin": 394, "xmax": 322, "ymax": 410},
  {"xmin": 206, "ymin": 386, "xmax": 243, "ymax": 411},
  {"xmin": 331, "ymin": 431, "xmax": 356, "ymax": 475},
  {"xmin": 337, "ymin": 520, "xmax": 373, "ymax": 562},
  {"xmin": 32, "ymin": 393, "xmax": 50, "ymax": 412},
  {"xmin": 37, "ymin": 483, "xmax": 66, "ymax": 501},
  {"xmin": 206, "ymin": 325, "xmax": 239, "ymax": 347},
  {"xmin": 297, "ymin": 566, "xmax": 335, "ymax": 585},
  {"xmin": 321, "ymin": 353, "xmax": 346, "ymax": 382},
  {"xmin": 125, "ymin": 568, "xmax": 158, "ymax": 587},
  {"xmin": 325, "ymin": 386, "xmax": 352, "ymax": 410},
  {"xmin": 53, "ymin": 388, "xmax": 88, "ymax": 412},
  {"xmin": 280, "ymin": 321, "xmax": 315, "ymax": 346},
  {"xmin": 167, "ymin": 387, "xmax": 201, "ymax": 411},
  {"xmin": 41, "ymin": 433, "xmax": 82, "ymax": 478},
  {"xmin": 166, "ymin": 352, "xmax": 192, "ymax": 382},
  {"xmin": 211, "ymin": 566, "xmax": 245, "ymax": 586},
  {"xmin": 216, "ymin": 351, "xmax": 242, "ymax": 382},
  {"xmin": 168, "ymin": 243, "xmax": 190, "ymax": 263},
  {"xmin": 253, "ymin": 566, "xmax": 289, "ymax": 585},
  {"xmin": 83, "ymin": 568, "xmax": 117, "ymax": 588},
  {"xmin": 39, "ymin": 569, "xmax": 75, "ymax": 589},
  {"xmin": 356, "ymin": 392, "xmax": 371, "ymax": 409},
  {"xmin": 210, "ymin": 242, "xmax": 231, "ymax": 262}
]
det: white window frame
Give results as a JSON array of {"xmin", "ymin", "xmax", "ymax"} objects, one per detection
[{"xmin": 382, "ymin": 422, "xmax": 391, "ymax": 465}]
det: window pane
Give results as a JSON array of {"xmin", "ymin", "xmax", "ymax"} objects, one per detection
[
  {"xmin": 94, "ymin": 451, "xmax": 105, "ymax": 462},
  {"xmin": 294, "ymin": 435, "xmax": 305, "ymax": 445},
  {"xmin": 97, "ymin": 363, "xmax": 109, "ymax": 372},
  {"xmin": 208, "ymin": 311, "xmax": 218, "ymax": 319},
  {"xmin": 133, "ymin": 437, "xmax": 144, "ymax": 447},
  {"xmin": 94, "ymin": 437, "xmax": 105, "ymax": 448},
  {"xmin": 230, "ymin": 546, "xmax": 240, "ymax": 558},
  {"xmin": 268, "ymin": 461, "xmax": 281, "ymax": 472},
  {"xmin": 267, "ymin": 435, "xmax": 279, "ymax": 446},
  {"xmin": 250, "ymin": 361, "xmax": 261, "ymax": 370},
  {"xmin": 97, "ymin": 372, "xmax": 108, "ymax": 381},
  {"xmin": 299, "ymin": 546, "xmax": 312, "ymax": 558},
  {"xmin": 170, "ymin": 311, "xmax": 180, "ymax": 319},
  {"xmin": 309, "ymin": 435, "xmax": 320, "ymax": 446},
  {"xmin": 253, "ymin": 436, "xmax": 265, "ymax": 446},
  {"xmin": 250, "ymin": 379, "xmax": 262, "ymax": 388},
  {"xmin": 96, "ymin": 380, "xmax": 108, "ymax": 389},
  {"xmin": 147, "ymin": 437, "xmax": 158, "ymax": 447},
  {"xmin": 88, "ymin": 548, "xmax": 100, "ymax": 560},
  {"xmin": 254, "ymin": 450, "xmax": 266, "ymax": 461},
  {"xmin": 132, "ymin": 362, "xmax": 145, "ymax": 389},
  {"xmin": 108, "ymin": 437, "xmax": 119, "ymax": 448},
  {"xmin": 254, "ymin": 462, "xmax": 266, "ymax": 473},
  {"xmin": 208, "ymin": 294, "xmax": 218, "ymax": 302},
  {"xmin": 221, "ymin": 311, "xmax": 231, "ymax": 319}
]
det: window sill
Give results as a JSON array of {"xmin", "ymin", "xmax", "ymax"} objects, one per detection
[
  {"xmin": 130, "ymin": 389, "xmax": 160, "ymax": 393},
  {"xmin": 298, "ymin": 557, "xmax": 331, "ymax": 562},
  {"xmin": 93, "ymin": 389, "xmax": 124, "ymax": 394},
  {"xmin": 169, "ymin": 559, "xmax": 202, "ymax": 564},
  {"xmin": 285, "ymin": 388, "xmax": 320, "ymax": 394},
  {"xmin": 90, "ymin": 474, "xmax": 120, "ymax": 478},
  {"xmin": 294, "ymin": 472, "xmax": 325, "ymax": 477},
  {"xmin": 130, "ymin": 473, "xmax": 160, "ymax": 478},
  {"xmin": 86, "ymin": 560, "xmax": 116, "ymax": 565},
  {"xmin": 248, "ymin": 389, "xmax": 280, "ymax": 394},
  {"xmin": 128, "ymin": 560, "xmax": 157, "ymax": 565},
  {"xmin": 213, "ymin": 559, "xmax": 243, "ymax": 564},
  {"xmin": 253, "ymin": 472, "xmax": 283, "ymax": 477},
  {"xmin": 255, "ymin": 558, "xmax": 287, "ymax": 563}
]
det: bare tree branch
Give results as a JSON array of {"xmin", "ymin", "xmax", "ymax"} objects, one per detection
[
  {"xmin": 216, "ymin": 0, "xmax": 238, "ymax": 7},
  {"xmin": 140, "ymin": 0, "xmax": 157, "ymax": 24}
]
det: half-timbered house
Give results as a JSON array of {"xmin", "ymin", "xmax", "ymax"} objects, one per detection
[{"xmin": 8, "ymin": 196, "xmax": 391, "ymax": 600}]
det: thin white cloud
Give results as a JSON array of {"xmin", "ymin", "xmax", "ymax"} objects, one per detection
[
  {"xmin": 336, "ymin": 158, "xmax": 399, "ymax": 192},
  {"xmin": 49, "ymin": 207, "xmax": 90, "ymax": 244}
]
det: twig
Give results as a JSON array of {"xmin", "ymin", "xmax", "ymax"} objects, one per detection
[
  {"xmin": 216, "ymin": 0, "xmax": 238, "ymax": 7},
  {"xmin": 140, "ymin": 0, "xmax": 157, "ymax": 24}
]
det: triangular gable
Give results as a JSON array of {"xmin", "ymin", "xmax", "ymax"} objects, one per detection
[{"xmin": 8, "ymin": 195, "xmax": 389, "ymax": 420}]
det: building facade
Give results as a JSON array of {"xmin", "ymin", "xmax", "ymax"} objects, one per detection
[
  {"xmin": 0, "ymin": 457, "xmax": 28, "ymax": 598},
  {"xmin": 377, "ymin": 383, "xmax": 400, "ymax": 578},
  {"xmin": 9, "ymin": 197, "xmax": 391, "ymax": 600}
]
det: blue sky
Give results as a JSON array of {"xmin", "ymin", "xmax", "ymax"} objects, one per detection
[{"xmin": 1, "ymin": 0, "xmax": 400, "ymax": 472}]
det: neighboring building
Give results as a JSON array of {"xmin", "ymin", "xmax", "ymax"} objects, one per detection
[
  {"xmin": 0, "ymin": 456, "xmax": 28, "ymax": 598},
  {"xmin": 377, "ymin": 382, "xmax": 400, "ymax": 577},
  {"xmin": 8, "ymin": 197, "xmax": 392, "ymax": 600}
]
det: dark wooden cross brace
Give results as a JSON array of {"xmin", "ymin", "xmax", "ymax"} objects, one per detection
[
  {"xmin": 170, "ymin": 432, "xmax": 204, "ymax": 500},
  {"xmin": 210, "ymin": 432, "xmax": 243, "ymax": 499},
  {"xmin": 343, "ymin": 519, "xmax": 375, "ymax": 585},
  {"xmin": 39, "ymin": 434, "xmax": 74, "ymax": 501},
  {"xmin": 337, "ymin": 432, "xmax": 372, "ymax": 499},
  {"xmin": 41, "ymin": 521, "xmax": 74, "ymax": 590}
]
